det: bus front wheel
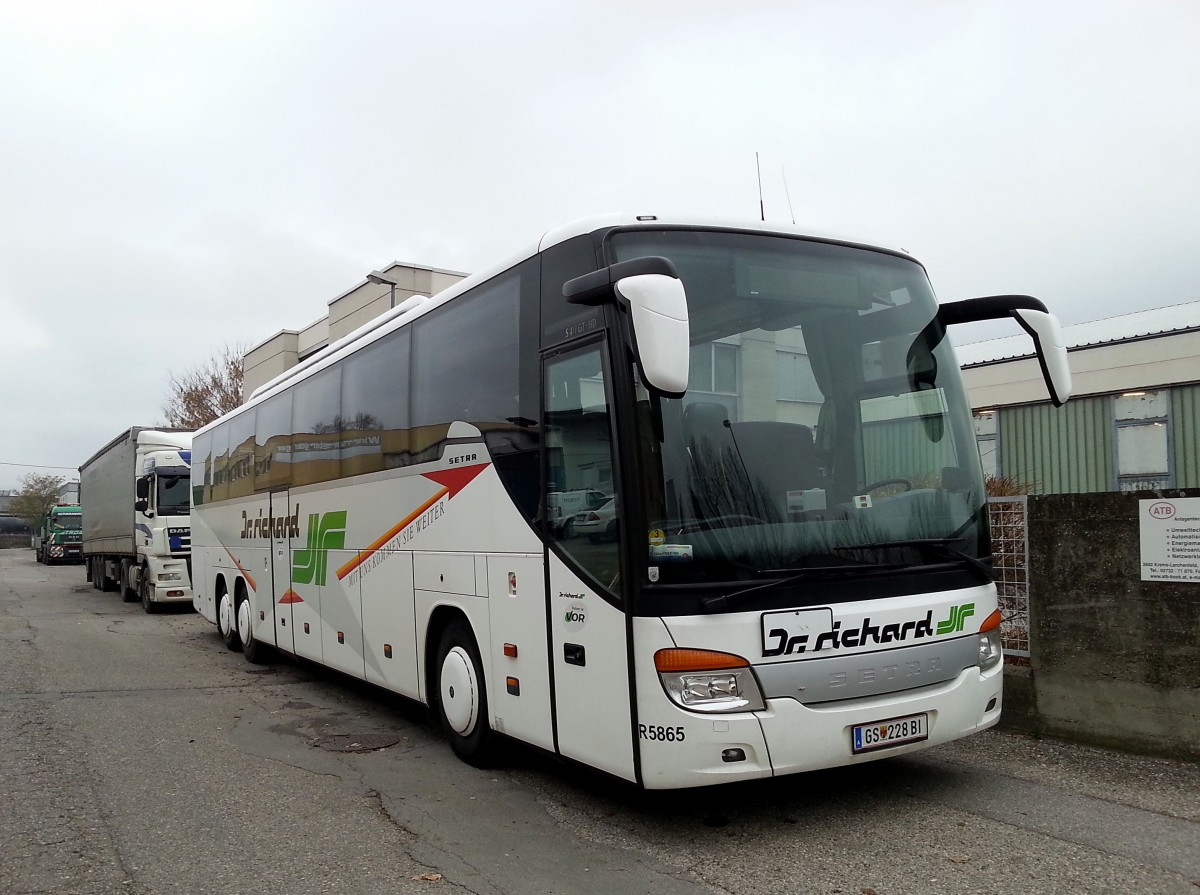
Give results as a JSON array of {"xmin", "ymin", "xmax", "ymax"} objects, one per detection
[{"xmin": 435, "ymin": 619, "xmax": 498, "ymax": 767}]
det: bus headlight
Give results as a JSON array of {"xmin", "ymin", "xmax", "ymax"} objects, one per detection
[
  {"xmin": 977, "ymin": 609, "xmax": 1003, "ymax": 670},
  {"xmin": 654, "ymin": 649, "xmax": 766, "ymax": 713}
]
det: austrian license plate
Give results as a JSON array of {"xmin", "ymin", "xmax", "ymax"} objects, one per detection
[{"xmin": 851, "ymin": 713, "xmax": 929, "ymax": 754}]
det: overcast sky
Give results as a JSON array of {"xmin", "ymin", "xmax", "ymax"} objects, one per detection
[{"xmin": 2, "ymin": 1, "xmax": 1197, "ymax": 491}]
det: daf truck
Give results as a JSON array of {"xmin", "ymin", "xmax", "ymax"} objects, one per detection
[{"xmin": 80, "ymin": 427, "xmax": 193, "ymax": 612}]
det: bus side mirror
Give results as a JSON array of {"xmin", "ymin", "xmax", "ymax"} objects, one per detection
[
  {"xmin": 614, "ymin": 273, "xmax": 689, "ymax": 397},
  {"xmin": 939, "ymin": 295, "xmax": 1073, "ymax": 407},
  {"xmin": 563, "ymin": 256, "xmax": 690, "ymax": 397}
]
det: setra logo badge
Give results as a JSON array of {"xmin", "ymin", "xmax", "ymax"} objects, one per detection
[{"xmin": 292, "ymin": 511, "xmax": 347, "ymax": 586}]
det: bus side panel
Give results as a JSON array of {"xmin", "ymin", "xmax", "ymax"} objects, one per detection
[
  {"xmin": 289, "ymin": 577, "xmax": 323, "ymax": 663},
  {"xmin": 361, "ymin": 551, "xmax": 419, "ymax": 699},
  {"xmin": 321, "ymin": 548, "xmax": 366, "ymax": 680},
  {"xmin": 486, "ymin": 554, "xmax": 553, "ymax": 751}
]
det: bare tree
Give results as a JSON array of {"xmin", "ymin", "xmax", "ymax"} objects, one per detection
[
  {"xmin": 163, "ymin": 344, "xmax": 246, "ymax": 428},
  {"xmin": 9, "ymin": 473, "xmax": 66, "ymax": 528}
]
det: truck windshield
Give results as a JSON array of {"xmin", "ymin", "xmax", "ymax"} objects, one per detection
[
  {"xmin": 53, "ymin": 512, "xmax": 82, "ymax": 530},
  {"xmin": 610, "ymin": 229, "xmax": 986, "ymax": 595},
  {"xmin": 156, "ymin": 475, "xmax": 190, "ymax": 515}
]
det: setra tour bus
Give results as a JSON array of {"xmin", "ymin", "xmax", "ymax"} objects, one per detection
[{"xmin": 190, "ymin": 215, "xmax": 1071, "ymax": 789}]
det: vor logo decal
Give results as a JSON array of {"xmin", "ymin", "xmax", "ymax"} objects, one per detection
[{"xmin": 292, "ymin": 511, "xmax": 347, "ymax": 586}]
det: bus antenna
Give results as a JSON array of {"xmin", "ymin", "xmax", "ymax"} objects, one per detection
[
  {"xmin": 756, "ymin": 152, "xmax": 765, "ymax": 221},
  {"xmin": 782, "ymin": 163, "xmax": 796, "ymax": 225}
]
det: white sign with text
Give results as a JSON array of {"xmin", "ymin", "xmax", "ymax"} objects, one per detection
[{"xmin": 1139, "ymin": 497, "xmax": 1200, "ymax": 583}]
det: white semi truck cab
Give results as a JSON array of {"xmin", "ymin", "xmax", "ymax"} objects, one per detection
[{"xmin": 134, "ymin": 444, "xmax": 193, "ymax": 604}]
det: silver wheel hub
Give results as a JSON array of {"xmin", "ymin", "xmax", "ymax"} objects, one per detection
[
  {"xmin": 440, "ymin": 647, "xmax": 478, "ymax": 735},
  {"xmin": 218, "ymin": 593, "xmax": 233, "ymax": 636},
  {"xmin": 237, "ymin": 599, "xmax": 253, "ymax": 647}
]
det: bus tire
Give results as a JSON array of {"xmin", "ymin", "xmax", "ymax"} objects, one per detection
[
  {"xmin": 434, "ymin": 619, "xmax": 498, "ymax": 767},
  {"xmin": 237, "ymin": 592, "xmax": 274, "ymax": 665},
  {"xmin": 218, "ymin": 584, "xmax": 241, "ymax": 651}
]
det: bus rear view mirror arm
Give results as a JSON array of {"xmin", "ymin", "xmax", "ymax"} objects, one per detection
[
  {"xmin": 563, "ymin": 257, "xmax": 690, "ymax": 398},
  {"xmin": 939, "ymin": 294, "xmax": 1073, "ymax": 407}
]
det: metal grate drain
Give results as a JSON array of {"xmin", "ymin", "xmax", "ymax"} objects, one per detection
[{"xmin": 312, "ymin": 734, "xmax": 401, "ymax": 753}]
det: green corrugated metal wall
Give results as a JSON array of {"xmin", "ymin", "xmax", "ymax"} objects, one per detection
[
  {"xmin": 1173, "ymin": 384, "xmax": 1200, "ymax": 488},
  {"xmin": 999, "ymin": 396, "xmax": 1113, "ymax": 494},
  {"xmin": 863, "ymin": 419, "xmax": 959, "ymax": 485}
]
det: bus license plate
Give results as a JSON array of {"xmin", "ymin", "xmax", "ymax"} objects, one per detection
[{"xmin": 851, "ymin": 713, "xmax": 928, "ymax": 753}]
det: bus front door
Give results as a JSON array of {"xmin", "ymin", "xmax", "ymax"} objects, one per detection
[{"xmin": 544, "ymin": 346, "xmax": 636, "ymax": 783}]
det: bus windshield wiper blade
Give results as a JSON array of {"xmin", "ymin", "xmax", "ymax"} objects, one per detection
[
  {"xmin": 833, "ymin": 538, "xmax": 993, "ymax": 585},
  {"xmin": 699, "ymin": 560, "xmax": 900, "ymax": 614}
]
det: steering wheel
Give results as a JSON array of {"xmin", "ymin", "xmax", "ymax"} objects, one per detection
[{"xmin": 862, "ymin": 478, "xmax": 913, "ymax": 494}]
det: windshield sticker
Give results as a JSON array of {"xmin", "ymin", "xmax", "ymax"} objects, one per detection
[
  {"xmin": 853, "ymin": 495, "xmax": 873, "ymax": 509},
  {"xmin": 650, "ymin": 544, "xmax": 693, "ymax": 562},
  {"xmin": 648, "ymin": 528, "xmax": 665, "ymax": 547}
]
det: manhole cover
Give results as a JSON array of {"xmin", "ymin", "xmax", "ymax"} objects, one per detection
[{"xmin": 313, "ymin": 734, "xmax": 401, "ymax": 753}]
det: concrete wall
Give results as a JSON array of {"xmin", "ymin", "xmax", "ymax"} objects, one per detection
[{"xmin": 1002, "ymin": 489, "xmax": 1200, "ymax": 760}]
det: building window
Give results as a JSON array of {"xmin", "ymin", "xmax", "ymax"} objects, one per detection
[
  {"xmin": 686, "ymin": 341, "xmax": 739, "ymax": 420},
  {"xmin": 973, "ymin": 410, "xmax": 999, "ymax": 480},
  {"xmin": 1114, "ymin": 390, "xmax": 1170, "ymax": 491}
]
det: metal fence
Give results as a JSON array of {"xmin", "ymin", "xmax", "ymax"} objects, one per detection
[{"xmin": 988, "ymin": 496, "xmax": 1030, "ymax": 657}]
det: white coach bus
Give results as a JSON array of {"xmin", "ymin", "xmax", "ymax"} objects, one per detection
[{"xmin": 191, "ymin": 215, "xmax": 1070, "ymax": 789}]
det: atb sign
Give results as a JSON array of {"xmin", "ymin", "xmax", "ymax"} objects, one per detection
[{"xmin": 1139, "ymin": 497, "xmax": 1200, "ymax": 583}]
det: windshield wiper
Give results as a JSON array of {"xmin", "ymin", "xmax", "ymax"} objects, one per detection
[
  {"xmin": 699, "ymin": 559, "xmax": 902, "ymax": 614},
  {"xmin": 833, "ymin": 538, "xmax": 993, "ymax": 585}
]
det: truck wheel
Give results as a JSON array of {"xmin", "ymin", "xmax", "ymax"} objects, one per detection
[
  {"xmin": 140, "ymin": 567, "xmax": 159, "ymax": 614},
  {"xmin": 434, "ymin": 618, "xmax": 498, "ymax": 767},
  {"xmin": 99, "ymin": 561, "xmax": 117, "ymax": 593},
  {"xmin": 217, "ymin": 585, "xmax": 241, "ymax": 651},
  {"xmin": 90, "ymin": 559, "xmax": 102, "ymax": 590},
  {"xmin": 237, "ymin": 594, "xmax": 274, "ymax": 665},
  {"xmin": 120, "ymin": 561, "xmax": 137, "ymax": 603}
]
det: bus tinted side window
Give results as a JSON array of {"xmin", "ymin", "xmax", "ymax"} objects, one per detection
[
  {"xmin": 410, "ymin": 273, "xmax": 520, "ymax": 463},
  {"xmin": 292, "ymin": 367, "xmax": 342, "ymax": 486},
  {"xmin": 191, "ymin": 430, "xmax": 211, "ymax": 507},
  {"xmin": 255, "ymin": 392, "xmax": 293, "ymax": 492},
  {"xmin": 225, "ymin": 409, "xmax": 256, "ymax": 500},
  {"xmin": 341, "ymin": 329, "xmax": 411, "ymax": 477}
]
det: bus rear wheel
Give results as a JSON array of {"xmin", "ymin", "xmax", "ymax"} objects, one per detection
[
  {"xmin": 434, "ymin": 619, "xmax": 498, "ymax": 767},
  {"xmin": 218, "ymin": 586, "xmax": 241, "ymax": 651},
  {"xmin": 237, "ymin": 593, "xmax": 274, "ymax": 665}
]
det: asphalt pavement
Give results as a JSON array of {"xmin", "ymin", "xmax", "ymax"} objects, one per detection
[{"xmin": 1, "ymin": 550, "xmax": 1197, "ymax": 895}]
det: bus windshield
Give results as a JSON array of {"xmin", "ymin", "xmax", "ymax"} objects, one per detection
[{"xmin": 611, "ymin": 229, "xmax": 986, "ymax": 590}]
